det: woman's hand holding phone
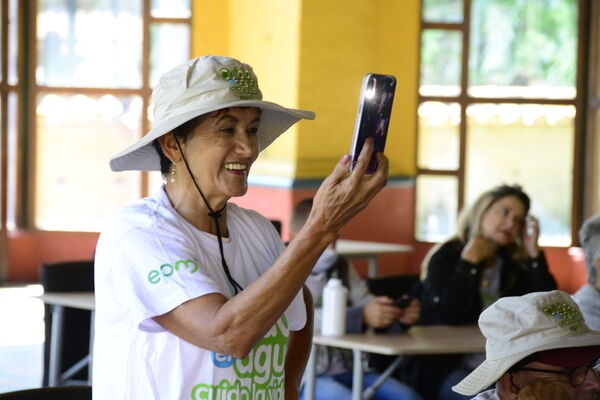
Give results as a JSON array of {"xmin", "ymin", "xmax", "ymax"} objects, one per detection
[
  {"xmin": 363, "ymin": 296, "xmax": 403, "ymax": 329},
  {"xmin": 522, "ymin": 215, "xmax": 540, "ymax": 258},
  {"xmin": 398, "ymin": 299, "xmax": 420, "ymax": 325},
  {"xmin": 309, "ymin": 137, "xmax": 388, "ymax": 242}
]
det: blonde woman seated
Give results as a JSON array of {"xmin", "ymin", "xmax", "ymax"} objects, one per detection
[{"xmin": 403, "ymin": 184, "xmax": 557, "ymax": 400}]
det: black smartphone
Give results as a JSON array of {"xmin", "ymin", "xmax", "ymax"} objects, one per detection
[
  {"xmin": 350, "ymin": 73, "xmax": 396, "ymax": 174},
  {"xmin": 366, "ymin": 274, "xmax": 421, "ymax": 309},
  {"xmin": 394, "ymin": 294, "xmax": 412, "ymax": 308}
]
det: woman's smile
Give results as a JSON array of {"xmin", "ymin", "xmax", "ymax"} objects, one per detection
[{"xmin": 224, "ymin": 161, "xmax": 250, "ymax": 175}]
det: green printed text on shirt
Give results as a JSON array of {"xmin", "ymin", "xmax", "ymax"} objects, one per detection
[
  {"xmin": 147, "ymin": 259, "xmax": 200, "ymax": 284},
  {"xmin": 192, "ymin": 315, "xmax": 289, "ymax": 399}
]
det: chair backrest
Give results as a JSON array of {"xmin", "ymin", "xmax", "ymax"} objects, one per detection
[
  {"xmin": 39, "ymin": 260, "xmax": 94, "ymax": 292},
  {"xmin": 39, "ymin": 260, "xmax": 94, "ymax": 386},
  {"xmin": 0, "ymin": 385, "xmax": 91, "ymax": 400}
]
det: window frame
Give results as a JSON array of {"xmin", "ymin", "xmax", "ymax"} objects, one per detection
[
  {"xmin": 0, "ymin": 0, "xmax": 23, "ymax": 279},
  {"xmin": 415, "ymin": 0, "xmax": 593, "ymax": 246},
  {"xmin": 584, "ymin": 0, "xmax": 600, "ymax": 219},
  {"xmin": 18, "ymin": 0, "xmax": 191, "ymax": 232},
  {"xmin": 1, "ymin": 0, "xmax": 8, "ymax": 232}
]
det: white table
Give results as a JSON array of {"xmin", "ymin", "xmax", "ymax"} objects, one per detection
[
  {"xmin": 304, "ymin": 325, "xmax": 485, "ymax": 400},
  {"xmin": 335, "ymin": 239, "xmax": 413, "ymax": 276},
  {"xmin": 40, "ymin": 292, "xmax": 95, "ymax": 386}
]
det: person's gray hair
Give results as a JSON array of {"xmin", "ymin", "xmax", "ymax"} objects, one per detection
[{"xmin": 578, "ymin": 214, "xmax": 600, "ymax": 285}]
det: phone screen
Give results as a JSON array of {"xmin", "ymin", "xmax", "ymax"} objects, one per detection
[{"xmin": 350, "ymin": 73, "xmax": 396, "ymax": 173}]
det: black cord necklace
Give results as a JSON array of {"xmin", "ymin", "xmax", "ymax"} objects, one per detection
[{"xmin": 173, "ymin": 137, "xmax": 244, "ymax": 295}]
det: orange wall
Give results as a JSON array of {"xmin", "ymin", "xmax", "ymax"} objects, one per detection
[
  {"xmin": 8, "ymin": 231, "xmax": 99, "ymax": 282},
  {"xmin": 232, "ymin": 183, "xmax": 589, "ymax": 293},
  {"xmin": 7, "ymin": 194, "xmax": 589, "ymax": 293},
  {"xmin": 544, "ymin": 247, "xmax": 588, "ymax": 294}
]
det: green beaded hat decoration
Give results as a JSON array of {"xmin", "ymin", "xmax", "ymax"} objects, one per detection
[{"xmin": 543, "ymin": 302, "xmax": 585, "ymax": 332}]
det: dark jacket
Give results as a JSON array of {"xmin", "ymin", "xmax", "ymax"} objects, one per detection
[
  {"xmin": 419, "ymin": 239, "xmax": 557, "ymax": 325},
  {"xmin": 398, "ymin": 239, "xmax": 557, "ymax": 399}
]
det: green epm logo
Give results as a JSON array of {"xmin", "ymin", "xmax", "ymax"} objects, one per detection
[{"xmin": 147, "ymin": 259, "xmax": 200, "ymax": 284}]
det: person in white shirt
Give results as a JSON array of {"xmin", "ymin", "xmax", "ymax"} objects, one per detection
[
  {"xmin": 573, "ymin": 214, "xmax": 600, "ymax": 330},
  {"xmin": 452, "ymin": 290, "xmax": 600, "ymax": 400},
  {"xmin": 93, "ymin": 55, "xmax": 389, "ymax": 399}
]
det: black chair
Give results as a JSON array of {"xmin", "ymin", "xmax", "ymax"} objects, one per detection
[
  {"xmin": 0, "ymin": 385, "xmax": 91, "ymax": 400},
  {"xmin": 39, "ymin": 261, "xmax": 94, "ymax": 386}
]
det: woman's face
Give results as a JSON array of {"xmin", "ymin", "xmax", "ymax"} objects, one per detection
[
  {"xmin": 179, "ymin": 107, "xmax": 260, "ymax": 200},
  {"xmin": 480, "ymin": 195, "xmax": 526, "ymax": 246}
]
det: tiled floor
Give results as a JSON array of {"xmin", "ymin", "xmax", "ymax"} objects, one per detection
[{"xmin": 0, "ymin": 284, "xmax": 44, "ymax": 394}]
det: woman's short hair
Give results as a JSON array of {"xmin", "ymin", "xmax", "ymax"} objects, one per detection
[
  {"xmin": 151, "ymin": 107, "xmax": 261, "ymax": 177},
  {"xmin": 578, "ymin": 214, "xmax": 600, "ymax": 285},
  {"xmin": 151, "ymin": 113, "xmax": 213, "ymax": 176}
]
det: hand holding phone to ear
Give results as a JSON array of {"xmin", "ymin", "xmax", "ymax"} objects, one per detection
[{"xmin": 522, "ymin": 215, "xmax": 540, "ymax": 258}]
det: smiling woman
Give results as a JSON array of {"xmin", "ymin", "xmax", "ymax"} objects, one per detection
[
  {"xmin": 155, "ymin": 107, "xmax": 261, "ymax": 205},
  {"xmin": 93, "ymin": 55, "xmax": 389, "ymax": 400}
]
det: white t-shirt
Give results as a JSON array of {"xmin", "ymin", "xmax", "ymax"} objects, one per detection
[{"xmin": 93, "ymin": 187, "xmax": 306, "ymax": 399}]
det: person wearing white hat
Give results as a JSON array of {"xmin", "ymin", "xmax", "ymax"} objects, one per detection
[
  {"xmin": 93, "ymin": 55, "xmax": 389, "ymax": 399},
  {"xmin": 452, "ymin": 290, "xmax": 600, "ymax": 399},
  {"xmin": 573, "ymin": 214, "xmax": 600, "ymax": 330}
]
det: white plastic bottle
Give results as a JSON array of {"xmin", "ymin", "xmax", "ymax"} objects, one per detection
[{"xmin": 321, "ymin": 278, "xmax": 348, "ymax": 336}]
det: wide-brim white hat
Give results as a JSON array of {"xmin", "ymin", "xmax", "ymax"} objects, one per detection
[
  {"xmin": 109, "ymin": 56, "xmax": 315, "ymax": 172},
  {"xmin": 453, "ymin": 290, "xmax": 600, "ymax": 396}
]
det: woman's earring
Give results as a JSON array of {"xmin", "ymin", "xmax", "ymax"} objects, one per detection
[{"xmin": 168, "ymin": 164, "xmax": 176, "ymax": 183}]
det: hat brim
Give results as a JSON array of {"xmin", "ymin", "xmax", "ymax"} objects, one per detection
[
  {"xmin": 109, "ymin": 100, "xmax": 315, "ymax": 172},
  {"xmin": 452, "ymin": 330, "xmax": 600, "ymax": 396}
]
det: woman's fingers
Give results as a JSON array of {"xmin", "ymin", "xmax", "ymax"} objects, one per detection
[
  {"xmin": 326, "ymin": 154, "xmax": 352, "ymax": 185},
  {"xmin": 380, "ymin": 304, "xmax": 403, "ymax": 319},
  {"xmin": 365, "ymin": 298, "xmax": 404, "ymax": 328},
  {"xmin": 346, "ymin": 149, "xmax": 388, "ymax": 209},
  {"xmin": 309, "ymin": 139, "xmax": 388, "ymax": 238},
  {"xmin": 365, "ymin": 152, "xmax": 389, "ymax": 192},
  {"xmin": 348, "ymin": 138, "xmax": 387, "ymax": 187},
  {"xmin": 400, "ymin": 300, "xmax": 421, "ymax": 324},
  {"xmin": 349, "ymin": 137, "xmax": 375, "ymax": 180}
]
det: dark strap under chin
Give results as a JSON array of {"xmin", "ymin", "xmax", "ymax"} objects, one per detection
[
  {"xmin": 174, "ymin": 136, "xmax": 244, "ymax": 295},
  {"xmin": 208, "ymin": 205, "xmax": 243, "ymax": 294}
]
